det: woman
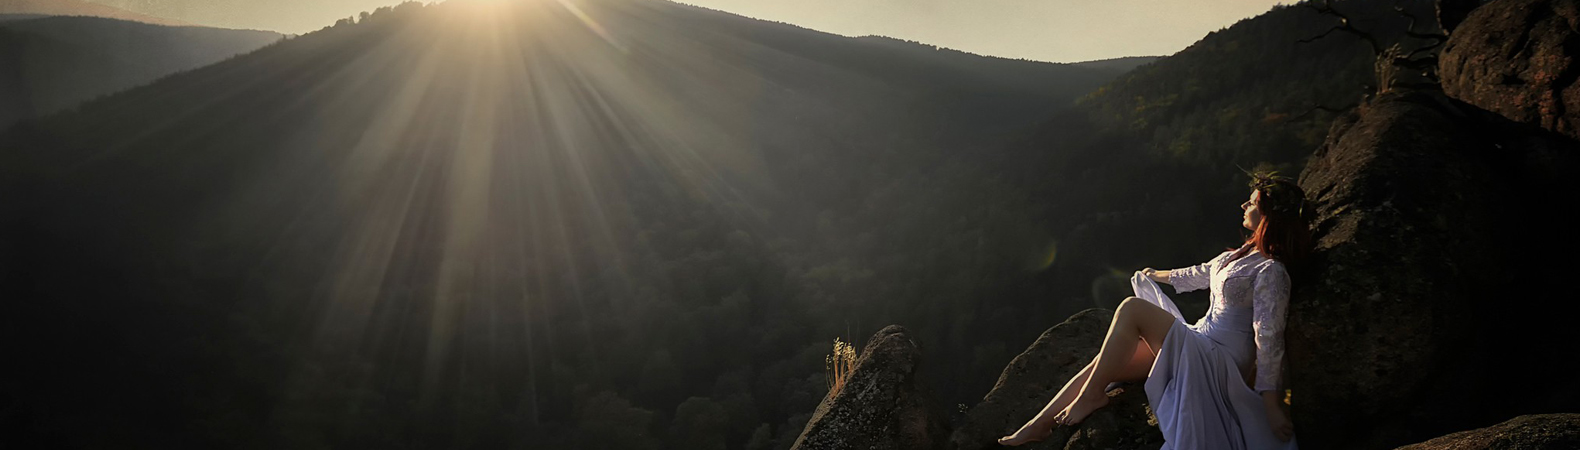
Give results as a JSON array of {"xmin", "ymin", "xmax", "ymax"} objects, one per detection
[{"xmin": 998, "ymin": 173, "xmax": 1309, "ymax": 449}]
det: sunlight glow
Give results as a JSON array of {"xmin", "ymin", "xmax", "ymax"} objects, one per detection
[
  {"xmin": 276, "ymin": 0, "xmax": 779, "ymax": 408},
  {"xmin": 555, "ymin": 0, "xmax": 625, "ymax": 53}
]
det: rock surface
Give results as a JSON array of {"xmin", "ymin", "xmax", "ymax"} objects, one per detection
[
  {"xmin": 949, "ymin": 309, "xmax": 1109, "ymax": 450},
  {"xmin": 1060, "ymin": 385, "xmax": 1163, "ymax": 450},
  {"xmin": 949, "ymin": 308, "xmax": 1161, "ymax": 450},
  {"xmin": 1396, "ymin": 414, "xmax": 1580, "ymax": 450},
  {"xmin": 1439, "ymin": 0, "xmax": 1580, "ymax": 140},
  {"xmin": 789, "ymin": 325, "xmax": 951, "ymax": 450},
  {"xmin": 1293, "ymin": 87, "xmax": 1580, "ymax": 449}
]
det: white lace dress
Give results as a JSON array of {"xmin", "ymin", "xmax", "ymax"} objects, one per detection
[{"xmin": 1129, "ymin": 245, "xmax": 1300, "ymax": 450}]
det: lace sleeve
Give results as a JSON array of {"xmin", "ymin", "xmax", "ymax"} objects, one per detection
[
  {"xmin": 1252, "ymin": 260, "xmax": 1291, "ymax": 394},
  {"xmin": 1167, "ymin": 252, "xmax": 1223, "ymax": 293}
]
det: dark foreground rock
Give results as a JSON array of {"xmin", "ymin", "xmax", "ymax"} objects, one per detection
[
  {"xmin": 1396, "ymin": 414, "xmax": 1580, "ymax": 450},
  {"xmin": 1440, "ymin": 0, "xmax": 1580, "ymax": 140},
  {"xmin": 949, "ymin": 308, "xmax": 1161, "ymax": 450},
  {"xmin": 1061, "ymin": 385, "xmax": 1163, "ymax": 450},
  {"xmin": 1293, "ymin": 87, "xmax": 1580, "ymax": 449},
  {"xmin": 789, "ymin": 325, "xmax": 951, "ymax": 450},
  {"xmin": 949, "ymin": 309, "xmax": 1108, "ymax": 450}
]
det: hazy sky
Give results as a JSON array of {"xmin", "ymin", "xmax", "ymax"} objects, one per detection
[
  {"xmin": 85, "ymin": 0, "xmax": 1293, "ymax": 63},
  {"xmin": 677, "ymin": 0, "xmax": 1295, "ymax": 62}
]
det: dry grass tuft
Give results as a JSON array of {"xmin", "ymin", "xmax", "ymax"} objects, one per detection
[{"xmin": 824, "ymin": 338, "xmax": 858, "ymax": 397}]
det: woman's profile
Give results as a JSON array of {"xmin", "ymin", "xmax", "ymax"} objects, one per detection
[{"xmin": 998, "ymin": 172, "xmax": 1309, "ymax": 449}]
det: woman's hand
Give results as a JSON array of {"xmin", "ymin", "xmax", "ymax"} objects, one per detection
[
  {"xmin": 1262, "ymin": 392, "xmax": 1294, "ymax": 442},
  {"xmin": 1142, "ymin": 268, "xmax": 1170, "ymax": 283}
]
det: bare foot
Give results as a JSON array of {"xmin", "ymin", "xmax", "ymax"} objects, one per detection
[
  {"xmin": 996, "ymin": 424, "xmax": 1052, "ymax": 446},
  {"xmin": 1052, "ymin": 387, "xmax": 1110, "ymax": 426}
]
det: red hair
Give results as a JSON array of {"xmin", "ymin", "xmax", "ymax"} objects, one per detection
[{"xmin": 1246, "ymin": 182, "xmax": 1312, "ymax": 266}]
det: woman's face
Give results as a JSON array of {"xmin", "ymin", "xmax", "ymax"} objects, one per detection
[{"xmin": 1241, "ymin": 190, "xmax": 1263, "ymax": 230}]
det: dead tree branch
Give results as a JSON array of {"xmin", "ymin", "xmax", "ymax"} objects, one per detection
[{"xmin": 1299, "ymin": 0, "xmax": 1383, "ymax": 54}]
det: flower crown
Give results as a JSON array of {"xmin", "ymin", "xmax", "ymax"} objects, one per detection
[{"xmin": 1247, "ymin": 171, "xmax": 1308, "ymax": 217}]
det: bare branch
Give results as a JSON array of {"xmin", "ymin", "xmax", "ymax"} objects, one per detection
[
  {"xmin": 1394, "ymin": 6, "xmax": 1447, "ymax": 49},
  {"xmin": 1298, "ymin": 0, "xmax": 1384, "ymax": 54}
]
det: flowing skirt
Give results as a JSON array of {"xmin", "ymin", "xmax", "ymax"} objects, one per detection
[{"xmin": 1130, "ymin": 272, "xmax": 1299, "ymax": 450}]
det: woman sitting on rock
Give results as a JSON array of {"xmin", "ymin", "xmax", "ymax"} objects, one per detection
[{"xmin": 999, "ymin": 172, "xmax": 1309, "ymax": 449}]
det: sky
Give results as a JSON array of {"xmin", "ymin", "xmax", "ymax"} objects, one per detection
[{"xmin": 83, "ymin": 0, "xmax": 1294, "ymax": 63}]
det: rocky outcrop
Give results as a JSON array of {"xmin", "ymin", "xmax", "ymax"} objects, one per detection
[
  {"xmin": 1290, "ymin": 1, "xmax": 1580, "ymax": 447},
  {"xmin": 789, "ymin": 325, "xmax": 951, "ymax": 450},
  {"xmin": 1396, "ymin": 414, "xmax": 1580, "ymax": 449},
  {"xmin": 1060, "ymin": 386, "xmax": 1162, "ymax": 450},
  {"xmin": 1293, "ymin": 86, "xmax": 1580, "ymax": 449},
  {"xmin": 949, "ymin": 308, "xmax": 1162, "ymax": 450},
  {"xmin": 1439, "ymin": 0, "xmax": 1580, "ymax": 140},
  {"xmin": 948, "ymin": 309, "xmax": 1108, "ymax": 450}
]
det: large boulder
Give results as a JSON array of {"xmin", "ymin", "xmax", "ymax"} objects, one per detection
[
  {"xmin": 1293, "ymin": 87, "xmax": 1580, "ymax": 449},
  {"xmin": 1439, "ymin": 0, "xmax": 1580, "ymax": 140},
  {"xmin": 949, "ymin": 308, "xmax": 1161, "ymax": 450},
  {"xmin": 1060, "ymin": 385, "xmax": 1163, "ymax": 450},
  {"xmin": 1396, "ymin": 414, "xmax": 1580, "ymax": 449},
  {"xmin": 789, "ymin": 325, "xmax": 951, "ymax": 450}
]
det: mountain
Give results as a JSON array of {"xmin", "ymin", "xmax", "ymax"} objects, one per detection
[
  {"xmin": 0, "ymin": 1, "xmax": 1136, "ymax": 448},
  {"xmin": 0, "ymin": 13, "xmax": 47, "ymax": 21},
  {"xmin": 0, "ymin": 0, "xmax": 188, "ymax": 25},
  {"xmin": 0, "ymin": 15, "xmax": 281, "ymax": 129},
  {"xmin": 1069, "ymin": 55, "xmax": 1162, "ymax": 74}
]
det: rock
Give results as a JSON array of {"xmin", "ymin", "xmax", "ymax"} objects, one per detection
[
  {"xmin": 1439, "ymin": 0, "xmax": 1580, "ymax": 140},
  {"xmin": 1293, "ymin": 87, "xmax": 1580, "ymax": 449},
  {"xmin": 948, "ymin": 309, "xmax": 1109, "ymax": 450},
  {"xmin": 1061, "ymin": 385, "xmax": 1163, "ymax": 450},
  {"xmin": 1396, "ymin": 414, "xmax": 1580, "ymax": 449},
  {"xmin": 1294, "ymin": 89, "xmax": 1497, "ymax": 448},
  {"xmin": 789, "ymin": 325, "xmax": 951, "ymax": 450},
  {"xmin": 949, "ymin": 308, "xmax": 1160, "ymax": 450}
]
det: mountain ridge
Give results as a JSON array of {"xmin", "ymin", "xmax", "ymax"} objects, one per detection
[
  {"xmin": 0, "ymin": 14, "xmax": 282, "ymax": 130},
  {"xmin": 0, "ymin": 0, "xmax": 189, "ymax": 26}
]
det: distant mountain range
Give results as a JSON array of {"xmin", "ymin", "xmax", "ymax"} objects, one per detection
[
  {"xmin": 1068, "ymin": 55, "xmax": 1162, "ymax": 73},
  {"xmin": 0, "ymin": 0, "xmax": 187, "ymax": 26},
  {"xmin": 0, "ymin": 15, "xmax": 281, "ymax": 129}
]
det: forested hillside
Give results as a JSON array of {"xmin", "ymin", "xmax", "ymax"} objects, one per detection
[
  {"xmin": 0, "ymin": 15, "xmax": 281, "ymax": 129},
  {"xmin": 0, "ymin": 0, "xmax": 1441, "ymax": 449},
  {"xmin": 974, "ymin": 0, "xmax": 1440, "ymax": 313},
  {"xmin": 0, "ymin": 0, "xmax": 187, "ymax": 25}
]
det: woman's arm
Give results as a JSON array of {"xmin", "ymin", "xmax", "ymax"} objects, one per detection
[
  {"xmin": 1150, "ymin": 251, "xmax": 1223, "ymax": 292},
  {"xmin": 1252, "ymin": 261, "xmax": 1293, "ymax": 441},
  {"xmin": 1141, "ymin": 268, "xmax": 1171, "ymax": 283}
]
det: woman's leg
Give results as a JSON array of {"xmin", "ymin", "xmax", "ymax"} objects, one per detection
[
  {"xmin": 997, "ymin": 359, "xmax": 1094, "ymax": 445},
  {"xmin": 999, "ymin": 338, "xmax": 1158, "ymax": 445},
  {"xmin": 1052, "ymin": 297, "xmax": 1177, "ymax": 425},
  {"xmin": 1118, "ymin": 337, "xmax": 1159, "ymax": 382}
]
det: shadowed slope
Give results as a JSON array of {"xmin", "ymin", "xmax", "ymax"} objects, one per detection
[
  {"xmin": 0, "ymin": 0, "xmax": 189, "ymax": 26},
  {"xmin": 0, "ymin": 15, "xmax": 281, "ymax": 129}
]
